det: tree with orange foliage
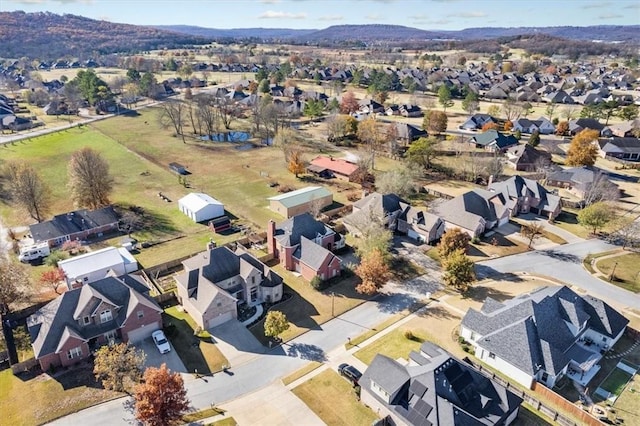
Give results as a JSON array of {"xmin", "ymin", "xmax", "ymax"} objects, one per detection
[
  {"xmin": 134, "ymin": 364, "xmax": 189, "ymax": 426},
  {"xmin": 287, "ymin": 148, "xmax": 306, "ymax": 178},
  {"xmin": 566, "ymin": 129, "xmax": 599, "ymax": 166},
  {"xmin": 39, "ymin": 268, "xmax": 66, "ymax": 294},
  {"xmin": 481, "ymin": 122, "xmax": 498, "ymax": 131},
  {"xmin": 340, "ymin": 91, "xmax": 359, "ymax": 114},
  {"xmin": 555, "ymin": 121, "xmax": 569, "ymax": 136},
  {"xmin": 503, "ymin": 120, "xmax": 513, "ymax": 132},
  {"xmin": 355, "ymin": 249, "xmax": 391, "ymax": 295}
]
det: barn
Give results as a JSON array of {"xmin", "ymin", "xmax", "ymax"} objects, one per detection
[{"xmin": 178, "ymin": 193, "xmax": 225, "ymax": 222}]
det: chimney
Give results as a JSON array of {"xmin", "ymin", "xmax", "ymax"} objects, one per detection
[{"xmin": 267, "ymin": 220, "xmax": 276, "ymax": 255}]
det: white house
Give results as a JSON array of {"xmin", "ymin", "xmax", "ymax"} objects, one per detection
[
  {"xmin": 178, "ymin": 193, "xmax": 225, "ymax": 222},
  {"xmin": 460, "ymin": 286, "xmax": 628, "ymax": 390},
  {"xmin": 59, "ymin": 247, "xmax": 138, "ymax": 288}
]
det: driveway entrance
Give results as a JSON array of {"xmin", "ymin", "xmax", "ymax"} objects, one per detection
[{"xmin": 209, "ymin": 319, "xmax": 265, "ymax": 366}]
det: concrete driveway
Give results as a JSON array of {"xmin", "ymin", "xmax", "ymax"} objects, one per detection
[
  {"xmin": 209, "ymin": 320, "xmax": 265, "ymax": 367},
  {"xmin": 137, "ymin": 336, "xmax": 186, "ymax": 373}
]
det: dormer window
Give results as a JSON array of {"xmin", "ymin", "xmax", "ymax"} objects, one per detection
[
  {"xmin": 100, "ymin": 310, "xmax": 113, "ymax": 323},
  {"xmin": 83, "ymin": 316, "xmax": 91, "ymax": 325}
]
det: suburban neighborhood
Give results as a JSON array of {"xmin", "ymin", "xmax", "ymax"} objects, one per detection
[{"xmin": 1, "ymin": 2, "xmax": 640, "ymax": 426}]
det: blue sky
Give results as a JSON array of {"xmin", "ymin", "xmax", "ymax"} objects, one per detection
[{"xmin": 2, "ymin": 0, "xmax": 639, "ymax": 30}]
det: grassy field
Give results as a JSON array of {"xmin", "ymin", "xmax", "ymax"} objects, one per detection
[
  {"xmin": 600, "ymin": 368, "xmax": 633, "ymax": 396},
  {"xmin": 467, "ymin": 233, "xmax": 530, "ymax": 261},
  {"xmin": 345, "ymin": 313, "xmax": 406, "ymax": 350},
  {"xmin": 0, "ymin": 366, "xmax": 121, "ymax": 426},
  {"xmin": 292, "ymin": 369, "xmax": 379, "ymax": 426},
  {"xmin": 281, "ymin": 361, "xmax": 323, "ymax": 386},
  {"xmin": 513, "ymin": 403, "xmax": 555, "ymax": 426},
  {"xmin": 613, "ymin": 372, "xmax": 640, "ymax": 425},
  {"xmin": 354, "ymin": 327, "xmax": 430, "ymax": 366},
  {"xmin": 597, "ymin": 253, "xmax": 640, "ymax": 293},
  {"xmin": 163, "ymin": 306, "xmax": 228, "ymax": 374}
]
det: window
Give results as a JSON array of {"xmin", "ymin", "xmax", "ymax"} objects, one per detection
[
  {"xmin": 488, "ymin": 352, "xmax": 495, "ymax": 359},
  {"xmin": 137, "ymin": 310, "xmax": 144, "ymax": 319},
  {"xmin": 104, "ymin": 331, "xmax": 117, "ymax": 344},
  {"xmin": 251, "ymin": 276, "xmax": 255, "ymax": 284},
  {"xmin": 83, "ymin": 316, "xmax": 91, "ymax": 325},
  {"xmin": 99, "ymin": 310, "xmax": 113, "ymax": 323},
  {"xmin": 250, "ymin": 287, "xmax": 258, "ymax": 302},
  {"xmin": 68, "ymin": 346, "xmax": 82, "ymax": 359}
]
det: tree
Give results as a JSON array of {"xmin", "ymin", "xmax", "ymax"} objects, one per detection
[
  {"xmin": 520, "ymin": 222, "xmax": 545, "ymax": 248},
  {"xmin": 600, "ymin": 100, "xmax": 619, "ymax": 125},
  {"xmin": 545, "ymin": 102, "xmax": 558, "ymax": 122},
  {"xmin": 555, "ymin": 121, "xmax": 569, "ymax": 136},
  {"xmin": 438, "ymin": 228, "xmax": 471, "ymax": 259},
  {"xmin": 503, "ymin": 120, "xmax": 513, "ymax": 132},
  {"xmin": 375, "ymin": 166, "xmax": 419, "ymax": 198},
  {"xmin": 355, "ymin": 249, "xmax": 391, "ymax": 295},
  {"xmin": 258, "ymin": 78, "xmax": 270, "ymax": 94},
  {"xmin": 487, "ymin": 105, "xmax": 501, "ymax": 118},
  {"xmin": 502, "ymin": 98, "xmax": 523, "ymax": 121},
  {"xmin": 303, "ymin": 99, "xmax": 324, "ymax": 121},
  {"xmin": 582, "ymin": 171, "xmax": 619, "ymax": 207},
  {"xmin": 482, "ymin": 122, "xmax": 498, "ymax": 131},
  {"xmin": 134, "ymin": 364, "xmax": 189, "ymax": 426},
  {"xmin": 578, "ymin": 202, "xmax": 613, "ymax": 235},
  {"xmin": 352, "ymin": 212, "xmax": 393, "ymax": 260},
  {"xmin": 442, "ymin": 250, "xmax": 475, "ymax": 292},
  {"xmin": 619, "ymin": 104, "xmax": 639, "ymax": 121},
  {"xmin": 437, "ymin": 85, "xmax": 453, "ymax": 112},
  {"xmin": 407, "ymin": 136, "xmax": 439, "ymax": 170},
  {"xmin": 521, "ymin": 102, "xmax": 533, "ymax": 118},
  {"xmin": 357, "ymin": 116, "xmax": 384, "ymax": 169},
  {"xmin": 68, "ymin": 148, "xmax": 114, "ymax": 210},
  {"xmin": 39, "ymin": 268, "xmax": 65, "ymax": 295},
  {"xmin": 159, "ymin": 99, "xmax": 187, "ymax": 143},
  {"xmin": 177, "ymin": 64, "xmax": 193, "ymax": 80},
  {"xmin": 326, "ymin": 114, "xmax": 350, "ymax": 141},
  {"xmin": 0, "ymin": 259, "xmax": 31, "ymax": 315},
  {"xmin": 461, "ymin": 90, "xmax": 479, "ymax": 115},
  {"xmin": 609, "ymin": 216, "xmax": 640, "ymax": 249},
  {"xmin": 340, "ymin": 91, "xmax": 359, "ymax": 114},
  {"xmin": 566, "ymin": 129, "xmax": 599, "ymax": 166},
  {"xmin": 68, "ymin": 69, "xmax": 113, "ymax": 106},
  {"xmin": 287, "ymin": 148, "xmax": 306, "ymax": 178},
  {"xmin": 126, "ymin": 69, "xmax": 141, "ymax": 82},
  {"xmin": 423, "ymin": 110, "xmax": 447, "ymax": 134},
  {"xmin": 5, "ymin": 162, "xmax": 51, "ymax": 222},
  {"xmin": 264, "ymin": 311, "xmax": 290, "ymax": 340},
  {"xmin": 94, "ymin": 343, "xmax": 146, "ymax": 393},
  {"xmin": 527, "ymin": 130, "xmax": 541, "ymax": 147}
]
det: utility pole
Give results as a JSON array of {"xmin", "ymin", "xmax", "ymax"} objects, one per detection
[
  {"xmin": 609, "ymin": 262, "xmax": 618, "ymax": 282},
  {"xmin": 331, "ymin": 292, "xmax": 335, "ymax": 317}
]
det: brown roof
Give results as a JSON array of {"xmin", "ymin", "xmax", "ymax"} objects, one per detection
[{"xmin": 310, "ymin": 156, "xmax": 359, "ymax": 177}]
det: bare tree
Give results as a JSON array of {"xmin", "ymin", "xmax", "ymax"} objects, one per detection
[
  {"xmin": 159, "ymin": 99, "xmax": 187, "ymax": 143},
  {"xmin": 502, "ymin": 97, "xmax": 523, "ymax": 122},
  {"xmin": 68, "ymin": 148, "xmax": 114, "ymax": 210},
  {"xmin": 195, "ymin": 94, "xmax": 219, "ymax": 138},
  {"xmin": 5, "ymin": 162, "xmax": 51, "ymax": 222},
  {"xmin": 609, "ymin": 216, "xmax": 640, "ymax": 249},
  {"xmin": 561, "ymin": 105, "xmax": 578, "ymax": 121},
  {"xmin": 582, "ymin": 172, "xmax": 619, "ymax": 207},
  {"xmin": 0, "ymin": 259, "xmax": 32, "ymax": 315},
  {"xmin": 520, "ymin": 222, "xmax": 545, "ymax": 248},
  {"xmin": 216, "ymin": 97, "xmax": 239, "ymax": 130}
]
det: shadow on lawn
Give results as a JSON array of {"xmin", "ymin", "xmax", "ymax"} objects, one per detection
[
  {"xmin": 285, "ymin": 343, "xmax": 327, "ymax": 362},
  {"xmin": 163, "ymin": 315, "xmax": 211, "ymax": 375},
  {"xmin": 460, "ymin": 285, "xmax": 514, "ymax": 304},
  {"xmin": 417, "ymin": 305, "xmax": 458, "ymax": 320}
]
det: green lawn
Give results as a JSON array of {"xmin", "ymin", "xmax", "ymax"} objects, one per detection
[
  {"xmin": 553, "ymin": 210, "xmax": 592, "ymax": 239},
  {"xmin": 345, "ymin": 313, "xmax": 406, "ymax": 350},
  {"xmin": 600, "ymin": 368, "xmax": 633, "ymax": 396},
  {"xmin": 613, "ymin": 372, "xmax": 640, "ymax": 425},
  {"xmin": 206, "ymin": 417, "xmax": 238, "ymax": 426},
  {"xmin": 597, "ymin": 253, "xmax": 640, "ymax": 293},
  {"xmin": 0, "ymin": 366, "xmax": 121, "ymax": 426},
  {"xmin": 292, "ymin": 369, "xmax": 379, "ymax": 426},
  {"xmin": 354, "ymin": 328, "xmax": 430, "ymax": 366},
  {"xmin": 281, "ymin": 361, "xmax": 323, "ymax": 386},
  {"xmin": 163, "ymin": 306, "xmax": 228, "ymax": 375}
]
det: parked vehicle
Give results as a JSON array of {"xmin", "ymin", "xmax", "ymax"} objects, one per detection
[
  {"xmin": 338, "ymin": 363, "xmax": 362, "ymax": 386},
  {"xmin": 152, "ymin": 330, "xmax": 171, "ymax": 354},
  {"xmin": 18, "ymin": 242, "xmax": 50, "ymax": 262}
]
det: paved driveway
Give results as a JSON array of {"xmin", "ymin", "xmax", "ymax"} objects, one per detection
[
  {"xmin": 137, "ymin": 336, "xmax": 186, "ymax": 373},
  {"xmin": 209, "ymin": 320, "xmax": 265, "ymax": 367}
]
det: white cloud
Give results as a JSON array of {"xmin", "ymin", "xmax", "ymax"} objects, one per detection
[
  {"xmin": 598, "ymin": 13, "xmax": 623, "ymax": 19},
  {"xmin": 583, "ymin": 2, "xmax": 612, "ymax": 9},
  {"xmin": 365, "ymin": 14, "xmax": 383, "ymax": 21},
  {"xmin": 318, "ymin": 15, "xmax": 344, "ymax": 21},
  {"xmin": 451, "ymin": 11, "xmax": 487, "ymax": 18},
  {"xmin": 258, "ymin": 10, "xmax": 307, "ymax": 19},
  {"xmin": 259, "ymin": 0, "xmax": 281, "ymax": 4}
]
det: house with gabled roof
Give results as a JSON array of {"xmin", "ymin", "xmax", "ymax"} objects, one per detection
[
  {"xmin": 360, "ymin": 342, "xmax": 523, "ymax": 426},
  {"xmin": 308, "ymin": 156, "xmax": 361, "ymax": 182},
  {"xmin": 267, "ymin": 213, "xmax": 342, "ymax": 282},
  {"xmin": 27, "ymin": 275, "xmax": 162, "ymax": 372},
  {"xmin": 268, "ymin": 186, "xmax": 333, "ymax": 218},
  {"xmin": 512, "ymin": 117, "xmax": 555, "ymax": 135},
  {"xmin": 468, "ymin": 130, "xmax": 518, "ymax": 153},
  {"xmin": 488, "ymin": 175, "xmax": 561, "ymax": 220},
  {"xmin": 505, "ymin": 144, "xmax": 552, "ymax": 172},
  {"xmin": 432, "ymin": 189, "xmax": 510, "ymax": 237},
  {"xmin": 58, "ymin": 247, "xmax": 138, "ymax": 288},
  {"xmin": 175, "ymin": 245, "xmax": 283, "ymax": 329},
  {"xmin": 546, "ymin": 166, "xmax": 619, "ymax": 200},
  {"xmin": 459, "ymin": 114, "xmax": 498, "ymax": 131},
  {"xmin": 460, "ymin": 286, "xmax": 628, "ymax": 389},
  {"xmin": 30, "ymin": 206, "xmax": 120, "ymax": 247},
  {"xmin": 597, "ymin": 138, "xmax": 640, "ymax": 162}
]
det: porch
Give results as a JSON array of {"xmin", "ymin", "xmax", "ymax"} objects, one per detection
[{"xmin": 564, "ymin": 341, "xmax": 604, "ymax": 386}]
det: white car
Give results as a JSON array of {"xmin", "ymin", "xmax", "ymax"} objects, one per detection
[{"xmin": 152, "ymin": 330, "xmax": 171, "ymax": 354}]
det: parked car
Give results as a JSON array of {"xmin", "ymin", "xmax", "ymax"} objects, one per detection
[
  {"xmin": 338, "ymin": 363, "xmax": 362, "ymax": 386},
  {"xmin": 152, "ymin": 330, "xmax": 171, "ymax": 354}
]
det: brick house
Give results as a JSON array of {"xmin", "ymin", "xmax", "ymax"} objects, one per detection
[
  {"xmin": 29, "ymin": 206, "xmax": 120, "ymax": 247},
  {"xmin": 27, "ymin": 275, "xmax": 162, "ymax": 372}
]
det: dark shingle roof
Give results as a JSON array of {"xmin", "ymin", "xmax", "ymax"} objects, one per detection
[
  {"xmin": 274, "ymin": 213, "xmax": 332, "ymax": 247},
  {"xmin": 30, "ymin": 206, "xmax": 119, "ymax": 243}
]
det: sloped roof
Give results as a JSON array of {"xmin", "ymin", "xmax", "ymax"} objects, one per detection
[
  {"xmin": 268, "ymin": 186, "xmax": 332, "ymax": 208},
  {"xmin": 274, "ymin": 213, "xmax": 333, "ymax": 247},
  {"xmin": 293, "ymin": 237, "xmax": 339, "ymax": 271},
  {"xmin": 470, "ymin": 130, "xmax": 518, "ymax": 149},
  {"xmin": 489, "ymin": 175, "xmax": 561, "ymax": 214},
  {"xmin": 309, "ymin": 156, "xmax": 360, "ymax": 177},
  {"xmin": 178, "ymin": 193, "xmax": 224, "ymax": 212},
  {"xmin": 432, "ymin": 189, "xmax": 500, "ymax": 232},
  {"xmin": 30, "ymin": 206, "xmax": 119, "ymax": 243},
  {"xmin": 59, "ymin": 247, "xmax": 131, "ymax": 282}
]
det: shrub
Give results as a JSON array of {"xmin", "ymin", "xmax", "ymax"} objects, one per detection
[
  {"xmin": 310, "ymin": 276, "xmax": 323, "ymax": 290},
  {"xmin": 471, "ymin": 236, "xmax": 480, "ymax": 244},
  {"xmin": 404, "ymin": 330, "xmax": 415, "ymax": 340},
  {"xmin": 457, "ymin": 336, "xmax": 466, "ymax": 344}
]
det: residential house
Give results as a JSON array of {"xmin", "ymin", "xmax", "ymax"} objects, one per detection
[
  {"xmin": 459, "ymin": 114, "xmax": 498, "ymax": 131},
  {"xmin": 307, "ymin": 156, "xmax": 361, "ymax": 182},
  {"xmin": 58, "ymin": 247, "xmax": 138, "ymax": 288},
  {"xmin": 30, "ymin": 206, "xmax": 120, "ymax": 247},
  {"xmin": 460, "ymin": 286, "xmax": 629, "ymax": 389},
  {"xmin": 344, "ymin": 192, "xmax": 444, "ymax": 244},
  {"xmin": 606, "ymin": 119, "xmax": 640, "ymax": 138},
  {"xmin": 360, "ymin": 342, "xmax": 522, "ymax": 426},
  {"xmin": 358, "ymin": 99, "xmax": 385, "ymax": 114},
  {"xmin": 512, "ymin": 117, "xmax": 555, "ymax": 135},
  {"xmin": 597, "ymin": 138, "xmax": 640, "ymax": 162},
  {"xmin": 505, "ymin": 144, "xmax": 552, "ymax": 172},
  {"xmin": 488, "ymin": 175, "xmax": 562, "ymax": 220},
  {"xmin": 268, "ymin": 186, "xmax": 333, "ymax": 218},
  {"xmin": 27, "ymin": 275, "xmax": 162, "ymax": 371},
  {"xmin": 175, "ymin": 245, "xmax": 283, "ymax": 329},
  {"xmin": 545, "ymin": 90, "xmax": 574, "ymax": 104},
  {"xmin": 394, "ymin": 122, "xmax": 428, "ymax": 145},
  {"xmin": 267, "ymin": 213, "xmax": 342, "ymax": 282},
  {"xmin": 569, "ymin": 118, "xmax": 612, "ymax": 137},
  {"xmin": 468, "ymin": 130, "xmax": 519, "ymax": 153},
  {"xmin": 546, "ymin": 166, "xmax": 619, "ymax": 200},
  {"xmin": 432, "ymin": 189, "xmax": 510, "ymax": 237},
  {"xmin": 178, "ymin": 193, "xmax": 225, "ymax": 222}
]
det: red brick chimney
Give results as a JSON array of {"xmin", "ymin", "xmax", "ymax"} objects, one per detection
[{"xmin": 267, "ymin": 220, "xmax": 276, "ymax": 255}]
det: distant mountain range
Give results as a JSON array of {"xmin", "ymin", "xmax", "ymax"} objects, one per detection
[
  {"xmin": 0, "ymin": 11, "xmax": 637, "ymax": 60},
  {"xmin": 156, "ymin": 23, "xmax": 640, "ymax": 43}
]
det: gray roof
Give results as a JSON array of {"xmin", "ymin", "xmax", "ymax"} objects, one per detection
[
  {"xmin": 598, "ymin": 138, "xmax": 640, "ymax": 154},
  {"xmin": 489, "ymin": 175, "xmax": 561, "ymax": 214},
  {"xmin": 470, "ymin": 130, "xmax": 518, "ymax": 149},
  {"xmin": 30, "ymin": 206, "xmax": 119, "ymax": 243},
  {"xmin": 432, "ymin": 189, "xmax": 503, "ymax": 232},
  {"xmin": 353, "ymin": 192, "xmax": 405, "ymax": 215},
  {"xmin": 274, "ymin": 213, "xmax": 333, "ymax": 247},
  {"xmin": 268, "ymin": 186, "xmax": 332, "ymax": 209},
  {"xmin": 27, "ymin": 275, "xmax": 158, "ymax": 359},
  {"xmin": 293, "ymin": 237, "xmax": 339, "ymax": 271},
  {"xmin": 360, "ymin": 343, "xmax": 522, "ymax": 426},
  {"xmin": 462, "ymin": 286, "xmax": 628, "ymax": 376}
]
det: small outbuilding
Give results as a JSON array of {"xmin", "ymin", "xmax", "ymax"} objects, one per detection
[
  {"xmin": 178, "ymin": 193, "xmax": 225, "ymax": 222},
  {"xmin": 268, "ymin": 186, "xmax": 333, "ymax": 218}
]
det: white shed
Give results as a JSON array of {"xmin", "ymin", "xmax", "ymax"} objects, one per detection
[
  {"xmin": 178, "ymin": 193, "xmax": 225, "ymax": 222},
  {"xmin": 59, "ymin": 247, "xmax": 138, "ymax": 287}
]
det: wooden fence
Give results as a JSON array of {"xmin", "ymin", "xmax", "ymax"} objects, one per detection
[{"xmin": 11, "ymin": 357, "xmax": 39, "ymax": 375}]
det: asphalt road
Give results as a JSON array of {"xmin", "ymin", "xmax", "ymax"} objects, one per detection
[{"xmin": 476, "ymin": 239, "xmax": 640, "ymax": 308}]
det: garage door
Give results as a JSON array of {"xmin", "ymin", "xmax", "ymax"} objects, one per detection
[
  {"xmin": 207, "ymin": 312, "xmax": 233, "ymax": 329},
  {"xmin": 126, "ymin": 322, "xmax": 160, "ymax": 343}
]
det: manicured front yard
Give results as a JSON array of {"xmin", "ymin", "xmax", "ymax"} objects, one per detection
[
  {"xmin": 281, "ymin": 361, "xmax": 323, "ymax": 386},
  {"xmin": 292, "ymin": 369, "xmax": 379, "ymax": 426},
  {"xmin": 0, "ymin": 364, "xmax": 121, "ymax": 426},
  {"xmin": 596, "ymin": 253, "xmax": 640, "ymax": 293},
  {"xmin": 163, "ymin": 306, "xmax": 228, "ymax": 374},
  {"xmin": 467, "ymin": 233, "xmax": 529, "ymax": 261},
  {"xmin": 354, "ymin": 327, "xmax": 428, "ymax": 365}
]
